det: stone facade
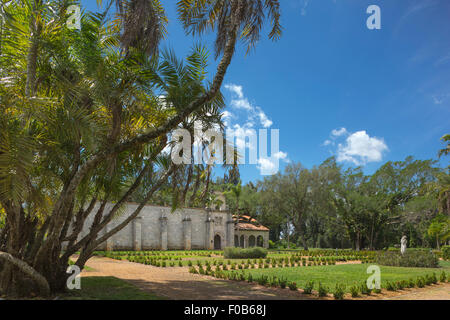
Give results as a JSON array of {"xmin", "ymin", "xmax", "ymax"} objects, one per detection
[
  {"xmin": 74, "ymin": 203, "xmax": 235, "ymax": 251},
  {"xmin": 70, "ymin": 202, "xmax": 270, "ymax": 251}
]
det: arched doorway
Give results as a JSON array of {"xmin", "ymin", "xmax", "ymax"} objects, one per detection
[
  {"xmin": 249, "ymin": 235, "xmax": 256, "ymax": 247},
  {"xmin": 240, "ymin": 235, "xmax": 245, "ymax": 248},
  {"xmin": 257, "ymin": 235, "xmax": 264, "ymax": 247},
  {"xmin": 214, "ymin": 234, "xmax": 222, "ymax": 250},
  {"xmin": 234, "ymin": 235, "xmax": 239, "ymax": 247}
]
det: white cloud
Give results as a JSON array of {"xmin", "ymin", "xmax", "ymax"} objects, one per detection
[
  {"xmin": 224, "ymin": 84, "xmax": 244, "ymax": 99},
  {"xmin": 225, "ymin": 83, "xmax": 273, "ymax": 128},
  {"xmin": 224, "ymin": 83, "xmax": 288, "ymax": 175},
  {"xmin": 335, "ymin": 130, "xmax": 388, "ymax": 165},
  {"xmin": 331, "ymin": 127, "xmax": 348, "ymax": 137},
  {"xmin": 273, "ymin": 151, "xmax": 288, "ymax": 161},
  {"xmin": 257, "ymin": 107, "xmax": 273, "ymax": 128},
  {"xmin": 257, "ymin": 158, "xmax": 277, "ymax": 175},
  {"xmin": 432, "ymin": 93, "xmax": 449, "ymax": 105}
]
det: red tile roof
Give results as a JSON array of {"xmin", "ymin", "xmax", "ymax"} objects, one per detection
[{"xmin": 236, "ymin": 222, "xmax": 269, "ymax": 231}]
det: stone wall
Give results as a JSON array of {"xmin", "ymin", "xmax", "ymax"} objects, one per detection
[{"xmin": 74, "ymin": 203, "xmax": 234, "ymax": 251}]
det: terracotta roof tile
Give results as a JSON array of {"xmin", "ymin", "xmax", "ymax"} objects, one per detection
[{"xmin": 236, "ymin": 223, "xmax": 269, "ymax": 231}]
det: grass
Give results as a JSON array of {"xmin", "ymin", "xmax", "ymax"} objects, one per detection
[
  {"xmin": 64, "ymin": 276, "xmax": 165, "ymax": 300},
  {"xmin": 226, "ymin": 263, "xmax": 450, "ymax": 293}
]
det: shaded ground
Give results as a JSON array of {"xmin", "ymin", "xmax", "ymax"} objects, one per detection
[
  {"xmin": 83, "ymin": 256, "xmax": 450, "ymax": 300},
  {"xmin": 83, "ymin": 256, "xmax": 312, "ymax": 300},
  {"xmin": 64, "ymin": 276, "xmax": 164, "ymax": 300}
]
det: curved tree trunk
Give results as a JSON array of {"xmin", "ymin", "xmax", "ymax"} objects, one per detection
[{"xmin": 0, "ymin": 251, "xmax": 50, "ymax": 297}]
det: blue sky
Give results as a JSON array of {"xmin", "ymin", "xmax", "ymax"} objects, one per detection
[{"xmin": 82, "ymin": 0, "xmax": 450, "ymax": 183}]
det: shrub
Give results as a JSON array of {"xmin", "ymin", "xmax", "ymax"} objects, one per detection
[
  {"xmin": 373, "ymin": 288, "xmax": 382, "ymax": 294},
  {"xmin": 440, "ymin": 271, "xmax": 447, "ymax": 283},
  {"xmin": 350, "ymin": 285, "xmax": 359, "ymax": 298},
  {"xmin": 407, "ymin": 278, "xmax": 416, "ymax": 288},
  {"xmin": 189, "ymin": 266, "xmax": 198, "ymax": 274},
  {"xmin": 416, "ymin": 277, "xmax": 425, "ymax": 288},
  {"xmin": 318, "ymin": 283, "xmax": 328, "ymax": 297},
  {"xmin": 247, "ymin": 273, "xmax": 253, "ymax": 283},
  {"xmin": 269, "ymin": 276, "xmax": 278, "ymax": 287},
  {"xmin": 360, "ymin": 282, "xmax": 372, "ymax": 295},
  {"xmin": 431, "ymin": 273, "xmax": 438, "ymax": 284},
  {"xmin": 375, "ymin": 251, "xmax": 439, "ymax": 268},
  {"xmin": 288, "ymin": 282, "xmax": 298, "ymax": 291},
  {"xmin": 257, "ymin": 275, "xmax": 269, "ymax": 286},
  {"xmin": 333, "ymin": 284, "xmax": 346, "ymax": 300},
  {"xmin": 303, "ymin": 281, "xmax": 314, "ymax": 294},
  {"xmin": 442, "ymin": 245, "xmax": 450, "ymax": 260},
  {"xmin": 279, "ymin": 277, "xmax": 288, "ymax": 289},
  {"xmin": 223, "ymin": 247, "xmax": 268, "ymax": 259}
]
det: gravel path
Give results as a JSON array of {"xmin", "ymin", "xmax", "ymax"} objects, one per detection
[
  {"xmin": 381, "ymin": 283, "xmax": 450, "ymax": 300},
  {"xmin": 83, "ymin": 256, "xmax": 312, "ymax": 300},
  {"xmin": 83, "ymin": 257, "xmax": 450, "ymax": 300}
]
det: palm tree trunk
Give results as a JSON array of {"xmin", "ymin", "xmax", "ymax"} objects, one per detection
[
  {"xmin": 201, "ymin": 165, "xmax": 212, "ymax": 204},
  {"xmin": 188, "ymin": 167, "xmax": 201, "ymax": 207},
  {"xmin": 25, "ymin": 4, "xmax": 42, "ymax": 97}
]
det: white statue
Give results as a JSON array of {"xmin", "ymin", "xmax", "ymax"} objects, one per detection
[{"xmin": 400, "ymin": 235, "xmax": 407, "ymax": 255}]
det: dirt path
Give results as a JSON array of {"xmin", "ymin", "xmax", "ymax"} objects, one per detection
[
  {"xmin": 83, "ymin": 256, "xmax": 312, "ymax": 300},
  {"xmin": 380, "ymin": 283, "xmax": 450, "ymax": 300},
  {"xmin": 83, "ymin": 257, "xmax": 450, "ymax": 300}
]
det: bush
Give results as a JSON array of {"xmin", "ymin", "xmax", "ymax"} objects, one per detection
[
  {"xmin": 268, "ymin": 240, "xmax": 276, "ymax": 249},
  {"xmin": 442, "ymin": 245, "xmax": 450, "ymax": 260},
  {"xmin": 350, "ymin": 285, "xmax": 359, "ymax": 298},
  {"xmin": 318, "ymin": 283, "xmax": 328, "ymax": 297},
  {"xmin": 360, "ymin": 282, "xmax": 372, "ymax": 295},
  {"xmin": 386, "ymin": 281, "xmax": 397, "ymax": 291},
  {"xmin": 279, "ymin": 277, "xmax": 288, "ymax": 289},
  {"xmin": 288, "ymin": 282, "xmax": 298, "ymax": 291},
  {"xmin": 223, "ymin": 247, "xmax": 268, "ymax": 259},
  {"xmin": 440, "ymin": 271, "xmax": 447, "ymax": 283},
  {"xmin": 333, "ymin": 284, "xmax": 346, "ymax": 300},
  {"xmin": 376, "ymin": 250, "xmax": 439, "ymax": 268},
  {"xmin": 416, "ymin": 277, "xmax": 425, "ymax": 288},
  {"xmin": 303, "ymin": 281, "xmax": 314, "ymax": 294}
]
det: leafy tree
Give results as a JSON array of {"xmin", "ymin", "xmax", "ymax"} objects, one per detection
[
  {"xmin": 0, "ymin": 0, "xmax": 282, "ymax": 298},
  {"xmin": 427, "ymin": 214, "xmax": 450, "ymax": 250}
]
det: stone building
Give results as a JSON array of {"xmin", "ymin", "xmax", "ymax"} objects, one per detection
[
  {"xmin": 233, "ymin": 215, "xmax": 270, "ymax": 249},
  {"xmin": 74, "ymin": 202, "xmax": 269, "ymax": 251}
]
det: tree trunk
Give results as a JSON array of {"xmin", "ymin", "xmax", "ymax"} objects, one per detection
[
  {"xmin": 25, "ymin": 10, "xmax": 41, "ymax": 97},
  {"xmin": 0, "ymin": 251, "xmax": 50, "ymax": 297},
  {"xmin": 356, "ymin": 231, "xmax": 361, "ymax": 251}
]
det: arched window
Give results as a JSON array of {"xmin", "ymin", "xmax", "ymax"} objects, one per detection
[
  {"xmin": 234, "ymin": 235, "xmax": 239, "ymax": 247},
  {"xmin": 240, "ymin": 235, "xmax": 245, "ymax": 248},
  {"xmin": 249, "ymin": 235, "xmax": 256, "ymax": 247},
  {"xmin": 214, "ymin": 234, "xmax": 222, "ymax": 250},
  {"xmin": 257, "ymin": 235, "xmax": 264, "ymax": 247}
]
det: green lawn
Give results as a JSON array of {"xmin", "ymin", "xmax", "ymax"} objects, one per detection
[
  {"xmin": 226, "ymin": 262, "xmax": 450, "ymax": 292},
  {"xmin": 64, "ymin": 276, "xmax": 165, "ymax": 300}
]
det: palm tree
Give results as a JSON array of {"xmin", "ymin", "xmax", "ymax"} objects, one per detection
[
  {"xmin": 438, "ymin": 134, "xmax": 450, "ymax": 158},
  {"xmin": 177, "ymin": 0, "xmax": 282, "ymax": 58},
  {"xmin": 112, "ymin": 0, "xmax": 168, "ymax": 56},
  {"xmin": 0, "ymin": 0, "xmax": 283, "ymax": 298}
]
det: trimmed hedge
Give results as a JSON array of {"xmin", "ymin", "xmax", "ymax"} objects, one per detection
[
  {"xmin": 442, "ymin": 246, "xmax": 450, "ymax": 260},
  {"xmin": 376, "ymin": 250, "xmax": 439, "ymax": 268},
  {"xmin": 223, "ymin": 247, "xmax": 268, "ymax": 259}
]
